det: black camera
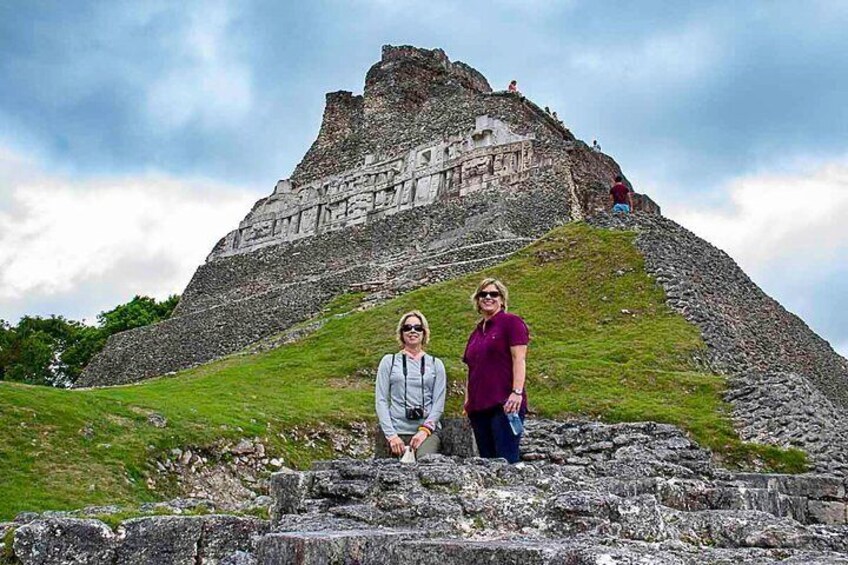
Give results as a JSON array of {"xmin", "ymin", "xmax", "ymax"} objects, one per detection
[{"xmin": 406, "ymin": 407, "xmax": 424, "ymax": 420}]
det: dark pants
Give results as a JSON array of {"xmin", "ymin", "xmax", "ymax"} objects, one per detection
[{"xmin": 468, "ymin": 405, "xmax": 524, "ymax": 463}]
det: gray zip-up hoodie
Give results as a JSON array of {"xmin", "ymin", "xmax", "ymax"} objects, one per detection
[{"xmin": 375, "ymin": 353, "xmax": 447, "ymax": 438}]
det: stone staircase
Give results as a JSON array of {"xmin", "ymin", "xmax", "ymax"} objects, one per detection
[
  {"xmin": 8, "ymin": 419, "xmax": 848, "ymax": 564},
  {"xmin": 259, "ymin": 419, "xmax": 848, "ymax": 564}
]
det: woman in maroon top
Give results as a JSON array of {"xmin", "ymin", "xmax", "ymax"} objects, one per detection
[{"xmin": 463, "ymin": 278, "xmax": 529, "ymax": 463}]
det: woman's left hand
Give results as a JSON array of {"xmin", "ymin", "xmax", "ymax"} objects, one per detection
[
  {"xmin": 504, "ymin": 392, "xmax": 522, "ymax": 414},
  {"xmin": 409, "ymin": 430, "xmax": 429, "ymax": 450}
]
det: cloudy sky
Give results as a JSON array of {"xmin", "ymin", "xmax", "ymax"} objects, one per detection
[{"xmin": 1, "ymin": 1, "xmax": 846, "ymax": 356}]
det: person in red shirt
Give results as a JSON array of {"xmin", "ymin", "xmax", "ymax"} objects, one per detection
[
  {"xmin": 463, "ymin": 278, "xmax": 529, "ymax": 463},
  {"xmin": 508, "ymin": 80, "xmax": 518, "ymax": 93},
  {"xmin": 609, "ymin": 175, "xmax": 633, "ymax": 213}
]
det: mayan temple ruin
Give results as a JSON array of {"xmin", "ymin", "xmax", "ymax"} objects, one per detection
[
  {"xmin": 12, "ymin": 45, "xmax": 842, "ymax": 563},
  {"xmin": 78, "ymin": 45, "xmax": 659, "ymax": 388}
]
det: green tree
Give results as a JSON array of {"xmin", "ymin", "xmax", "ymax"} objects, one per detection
[
  {"xmin": 0, "ymin": 316, "xmax": 76, "ymax": 386},
  {"xmin": 97, "ymin": 294, "xmax": 180, "ymax": 335},
  {"xmin": 0, "ymin": 321, "xmax": 11, "ymax": 381},
  {"xmin": 0, "ymin": 295, "xmax": 180, "ymax": 387}
]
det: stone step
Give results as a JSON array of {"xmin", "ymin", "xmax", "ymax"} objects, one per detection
[
  {"xmin": 257, "ymin": 418, "xmax": 848, "ymax": 564},
  {"xmin": 253, "ymin": 531, "xmax": 848, "ymax": 564},
  {"xmin": 384, "ymin": 537, "xmax": 848, "ymax": 565},
  {"xmin": 256, "ymin": 529, "xmax": 414, "ymax": 565}
]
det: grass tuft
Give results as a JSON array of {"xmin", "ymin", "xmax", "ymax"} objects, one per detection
[{"xmin": 0, "ymin": 529, "xmax": 18, "ymax": 565}]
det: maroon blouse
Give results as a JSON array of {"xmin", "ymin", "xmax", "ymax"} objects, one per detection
[{"xmin": 463, "ymin": 310, "xmax": 530, "ymax": 414}]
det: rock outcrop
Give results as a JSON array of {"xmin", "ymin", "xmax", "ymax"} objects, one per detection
[
  {"xmin": 8, "ymin": 419, "xmax": 847, "ymax": 564},
  {"xmin": 11, "ymin": 514, "xmax": 268, "ymax": 565},
  {"xmin": 78, "ymin": 45, "xmax": 655, "ymax": 387}
]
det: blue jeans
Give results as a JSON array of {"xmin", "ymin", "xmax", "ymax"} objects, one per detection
[
  {"xmin": 612, "ymin": 203, "xmax": 631, "ymax": 213},
  {"xmin": 468, "ymin": 405, "xmax": 525, "ymax": 463}
]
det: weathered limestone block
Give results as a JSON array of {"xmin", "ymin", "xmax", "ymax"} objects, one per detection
[
  {"xmin": 256, "ymin": 530, "xmax": 412, "ymax": 565},
  {"xmin": 733, "ymin": 473, "xmax": 846, "ymax": 500},
  {"xmin": 393, "ymin": 538, "xmax": 848, "ymax": 565},
  {"xmin": 435, "ymin": 418, "xmax": 478, "ymax": 458},
  {"xmin": 546, "ymin": 490, "xmax": 616, "ymax": 533},
  {"xmin": 220, "ymin": 551, "xmax": 257, "ymax": 565},
  {"xmin": 14, "ymin": 518, "xmax": 116, "ymax": 565},
  {"xmin": 270, "ymin": 469, "xmax": 314, "ymax": 522},
  {"xmin": 667, "ymin": 509, "xmax": 816, "ymax": 550},
  {"xmin": 116, "ymin": 516, "xmax": 203, "ymax": 564},
  {"xmin": 200, "ymin": 515, "xmax": 269, "ymax": 563},
  {"xmin": 612, "ymin": 494, "xmax": 668, "ymax": 541},
  {"xmin": 808, "ymin": 500, "xmax": 848, "ymax": 525},
  {"xmin": 113, "ymin": 515, "xmax": 266, "ymax": 565}
]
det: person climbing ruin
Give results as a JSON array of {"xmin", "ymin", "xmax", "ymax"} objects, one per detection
[
  {"xmin": 508, "ymin": 80, "xmax": 518, "ymax": 93},
  {"xmin": 463, "ymin": 278, "xmax": 529, "ymax": 463},
  {"xmin": 375, "ymin": 310, "xmax": 446, "ymax": 458},
  {"xmin": 610, "ymin": 175, "xmax": 633, "ymax": 213},
  {"xmin": 545, "ymin": 106, "xmax": 551, "ymax": 115},
  {"xmin": 592, "ymin": 140, "xmax": 602, "ymax": 152}
]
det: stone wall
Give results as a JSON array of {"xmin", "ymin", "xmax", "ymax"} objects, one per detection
[
  {"xmin": 11, "ymin": 514, "xmax": 268, "ymax": 565},
  {"xmin": 588, "ymin": 212, "xmax": 848, "ymax": 477}
]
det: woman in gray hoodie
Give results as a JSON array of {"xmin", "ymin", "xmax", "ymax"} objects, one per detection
[{"xmin": 375, "ymin": 310, "xmax": 447, "ymax": 458}]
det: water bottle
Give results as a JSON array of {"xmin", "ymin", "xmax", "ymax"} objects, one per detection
[{"xmin": 507, "ymin": 412, "xmax": 524, "ymax": 436}]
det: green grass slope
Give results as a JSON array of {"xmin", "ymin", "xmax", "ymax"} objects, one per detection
[{"xmin": 0, "ymin": 224, "xmax": 805, "ymax": 520}]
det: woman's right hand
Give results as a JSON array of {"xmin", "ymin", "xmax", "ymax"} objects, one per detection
[{"xmin": 387, "ymin": 435, "xmax": 405, "ymax": 456}]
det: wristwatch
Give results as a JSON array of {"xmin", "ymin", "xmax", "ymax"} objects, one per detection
[{"xmin": 511, "ymin": 388, "xmax": 523, "ymax": 395}]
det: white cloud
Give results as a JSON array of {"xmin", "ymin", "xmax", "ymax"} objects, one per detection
[
  {"xmin": 667, "ymin": 159, "xmax": 848, "ymax": 270},
  {"xmin": 145, "ymin": 0, "xmax": 253, "ymax": 129},
  {"xmin": 0, "ymin": 145, "xmax": 258, "ymax": 322}
]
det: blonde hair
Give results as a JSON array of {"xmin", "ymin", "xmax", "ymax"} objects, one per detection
[
  {"xmin": 396, "ymin": 310, "xmax": 431, "ymax": 347},
  {"xmin": 471, "ymin": 278, "xmax": 509, "ymax": 314}
]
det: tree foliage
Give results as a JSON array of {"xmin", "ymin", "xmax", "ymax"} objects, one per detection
[
  {"xmin": 0, "ymin": 295, "xmax": 179, "ymax": 387},
  {"xmin": 97, "ymin": 294, "xmax": 180, "ymax": 335}
]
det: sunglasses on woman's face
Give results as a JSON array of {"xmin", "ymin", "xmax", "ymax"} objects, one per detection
[
  {"xmin": 402, "ymin": 324, "xmax": 424, "ymax": 333},
  {"xmin": 477, "ymin": 291, "xmax": 501, "ymax": 299}
]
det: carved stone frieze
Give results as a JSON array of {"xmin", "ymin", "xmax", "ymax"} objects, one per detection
[{"xmin": 211, "ymin": 116, "xmax": 539, "ymax": 259}]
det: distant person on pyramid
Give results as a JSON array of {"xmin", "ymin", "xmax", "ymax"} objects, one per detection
[
  {"xmin": 375, "ymin": 310, "xmax": 446, "ymax": 459},
  {"xmin": 463, "ymin": 278, "xmax": 529, "ymax": 464},
  {"xmin": 508, "ymin": 79, "xmax": 518, "ymax": 93},
  {"xmin": 592, "ymin": 140, "xmax": 602, "ymax": 153},
  {"xmin": 610, "ymin": 175, "xmax": 633, "ymax": 213}
]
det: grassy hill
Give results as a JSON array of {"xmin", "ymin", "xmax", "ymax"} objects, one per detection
[{"xmin": 0, "ymin": 223, "xmax": 805, "ymax": 520}]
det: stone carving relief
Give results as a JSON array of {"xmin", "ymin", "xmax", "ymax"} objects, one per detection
[
  {"xmin": 213, "ymin": 116, "xmax": 546, "ymax": 258},
  {"xmin": 245, "ymin": 220, "xmax": 274, "ymax": 242}
]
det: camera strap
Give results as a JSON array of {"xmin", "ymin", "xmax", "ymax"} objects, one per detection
[{"xmin": 401, "ymin": 354, "xmax": 426, "ymax": 410}]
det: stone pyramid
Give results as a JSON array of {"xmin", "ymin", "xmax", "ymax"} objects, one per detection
[{"xmin": 78, "ymin": 45, "xmax": 848, "ymax": 480}]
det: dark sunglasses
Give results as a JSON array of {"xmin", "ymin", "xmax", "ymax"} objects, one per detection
[
  {"xmin": 476, "ymin": 291, "xmax": 501, "ymax": 299},
  {"xmin": 401, "ymin": 324, "xmax": 424, "ymax": 333}
]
